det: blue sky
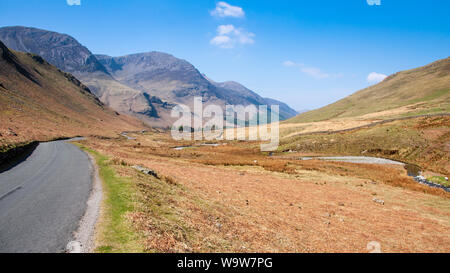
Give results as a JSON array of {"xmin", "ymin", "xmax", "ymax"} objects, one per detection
[{"xmin": 0, "ymin": 0, "xmax": 449, "ymax": 110}]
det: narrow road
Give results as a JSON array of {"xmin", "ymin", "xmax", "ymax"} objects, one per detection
[{"xmin": 0, "ymin": 140, "xmax": 92, "ymax": 253}]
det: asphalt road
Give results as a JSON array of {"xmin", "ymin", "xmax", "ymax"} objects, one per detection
[{"xmin": 0, "ymin": 140, "xmax": 92, "ymax": 253}]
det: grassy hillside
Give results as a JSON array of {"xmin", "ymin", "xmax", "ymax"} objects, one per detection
[
  {"xmin": 287, "ymin": 57, "xmax": 450, "ymax": 123},
  {"xmin": 0, "ymin": 41, "xmax": 144, "ymax": 148}
]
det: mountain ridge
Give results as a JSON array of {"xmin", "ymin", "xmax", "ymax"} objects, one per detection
[
  {"xmin": 0, "ymin": 26, "xmax": 299, "ymax": 125},
  {"xmin": 96, "ymin": 52, "xmax": 298, "ymax": 120}
]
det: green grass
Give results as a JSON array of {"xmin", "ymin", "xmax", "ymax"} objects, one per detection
[
  {"xmin": 76, "ymin": 144, "xmax": 145, "ymax": 253},
  {"xmin": 428, "ymin": 176, "xmax": 450, "ymax": 187},
  {"xmin": 408, "ymin": 89, "xmax": 449, "ymax": 104},
  {"xmin": 399, "ymin": 102, "xmax": 450, "ymax": 118}
]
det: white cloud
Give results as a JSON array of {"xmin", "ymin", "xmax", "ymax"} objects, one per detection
[
  {"xmin": 283, "ymin": 61, "xmax": 296, "ymax": 67},
  {"xmin": 367, "ymin": 72, "xmax": 387, "ymax": 83},
  {"xmin": 67, "ymin": 0, "xmax": 81, "ymax": 6},
  {"xmin": 211, "ymin": 35, "xmax": 232, "ymax": 47},
  {"xmin": 283, "ymin": 61, "xmax": 343, "ymax": 79},
  {"xmin": 283, "ymin": 61, "xmax": 303, "ymax": 67},
  {"xmin": 301, "ymin": 67, "xmax": 330, "ymax": 79},
  {"xmin": 211, "ymin": 2, "xmax": 245, "ymax": 18},
  {"xmin": 217, "ymin": 24, "xmax": 235, "ymax": 35},
  {"xmin": 210, "ymin": 24, "xmax": 254, "ymax": 49}
]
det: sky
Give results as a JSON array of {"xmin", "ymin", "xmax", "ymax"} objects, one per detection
[{"xmin": 0, "ymin": 0, "xmax": 449, "ymax": 111}]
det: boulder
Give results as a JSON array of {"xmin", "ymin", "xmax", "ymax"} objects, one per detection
[{"xmin": 132, "ymin": 165, "xmax": 158, "ymax": 178}]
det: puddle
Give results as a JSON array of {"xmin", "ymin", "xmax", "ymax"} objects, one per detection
[
  {"xmin": 173, "ymin": 146, "xmax": 195, "ymax": 150},
  {"xmin": 120, "ymin": 133, "xmax": 136, "ymax": 140},
  {"xmin": 300, "ymin": 156, "xmax": 403, "ymax": 165}
]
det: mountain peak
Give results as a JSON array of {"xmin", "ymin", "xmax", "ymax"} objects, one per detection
[
  {"xmin": 0, "ymin": 26, "xmax": 110, "ymax": 76},
  {"xmin": 96, "ymin": 52, "xmax": 197, "ymax": 75}
]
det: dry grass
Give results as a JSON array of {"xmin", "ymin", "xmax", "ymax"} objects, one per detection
[{"xmin": 75, "ymin": 131, "xmax": 450, "ymax": 253}]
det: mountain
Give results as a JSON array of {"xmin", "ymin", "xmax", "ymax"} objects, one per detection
[
  {"xmin": 96, "ymin": 53, "xmax": 288, "ymax": 111},
  {"xmin": 0, "ymin": 26, "xmax": 298, "ymax": 126},
  {"xmin": 0, "ymin": 40, "xmax": 143, "ymax": 145},
  {"xmin": 287, "ymin": 57, "xmax": 450, "ymax": 123},
  {"xmin": 0, "ymin": 26, "xmax": 172, "ymax": 126},
  {"xmin": 97, "ymin": 53, "xmax": 222, "ymax": 107},
  {"xmin": 97, "ymin": 53, "xmax": 299, "ymax": 120}
]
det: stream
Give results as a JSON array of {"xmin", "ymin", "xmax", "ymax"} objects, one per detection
[{"xmin": 300, "ymin": 156, "xmax": 449, "ymax": 192}]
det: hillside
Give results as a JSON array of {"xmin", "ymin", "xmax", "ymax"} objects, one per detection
[
  {"xmin": 0, "ymin": 40, "xmax": 143, "ymax": 147},
  {"xmin": 287, "ymin": 57, "xmax": 450, "ymax": 123}
]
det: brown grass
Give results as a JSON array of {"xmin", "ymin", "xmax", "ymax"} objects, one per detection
[{"xmin": 75, "ymin": 132, "xmax": 450, "ymax": 253}]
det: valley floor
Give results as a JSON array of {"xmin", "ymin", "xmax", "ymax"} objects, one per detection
[{"xmin": 75, "ymin": 128, "xmax": 449, "ymax": 253}]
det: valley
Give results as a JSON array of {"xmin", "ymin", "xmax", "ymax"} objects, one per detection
[{"xmin": 0, "ymin": 25, "xmax": 448, "ymax": 253}]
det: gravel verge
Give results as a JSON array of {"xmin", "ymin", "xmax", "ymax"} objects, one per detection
[{"xmin": 67, "ymin": 152, "xmax": 103, "ymax": 253}]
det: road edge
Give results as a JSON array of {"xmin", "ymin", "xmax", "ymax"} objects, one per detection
[{"xmin": 68, "ymin": 151, "xmax": 103, "ymax": 253}]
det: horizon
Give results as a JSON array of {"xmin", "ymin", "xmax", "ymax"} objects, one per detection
[{"xmin": 1, "ymin": 0, "xmax": 449, "ymax": 111}]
